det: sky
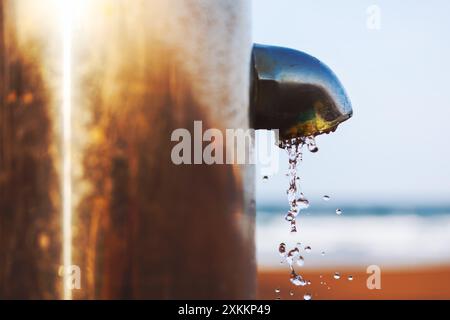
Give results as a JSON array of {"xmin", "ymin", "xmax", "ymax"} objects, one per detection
[{"xmin": 253, "ymin": 0, "xmax": 450, "ymax": 205}]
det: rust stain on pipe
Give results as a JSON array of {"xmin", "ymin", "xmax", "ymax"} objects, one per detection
[
  {"xmin": 1, "ymin": 0, "xmax": 254, "ymax": 299},
  {"xmin": 0, "ymin": 0, "xmax": 61, "ymax": 299}
]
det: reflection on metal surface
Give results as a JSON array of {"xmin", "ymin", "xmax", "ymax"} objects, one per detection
[
  {"xmin": 61, "ymin": 0, "xmax": 73, "ymax": 301},
  {"xmin": 1, "ymin": 0, "xmax": 254, "ymax": 299},
  {"xmin": 250, "ymin": 44, "xmax": 353, "ymax": 139}
]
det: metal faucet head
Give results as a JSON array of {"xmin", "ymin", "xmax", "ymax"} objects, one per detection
[{"xmin": 250, "ymin": 44, "xmax": 353, "ymax": 139}]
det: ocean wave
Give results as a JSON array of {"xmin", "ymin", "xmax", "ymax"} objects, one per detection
[{"xmin": 256, "ymin": 213, "xmax": 450, "ymax": 268}]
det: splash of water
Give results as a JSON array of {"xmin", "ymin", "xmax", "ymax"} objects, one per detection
[{"xmin": 290, "ymin": 270, "xmax": 306, "ymax": 286}]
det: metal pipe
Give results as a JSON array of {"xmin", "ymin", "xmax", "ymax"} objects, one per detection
[
  {"xmin": 251, "ymin": 44, "xmax": 353, "ymax": 139},
  {"xmin": 0, "ymin": 0, "xmax": 254, "ymax": 299}
]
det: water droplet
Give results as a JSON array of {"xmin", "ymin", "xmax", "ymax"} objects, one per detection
[
  {"xmin": 289, "ymin": 291, "xmax": 294, "ymax": 296},
  {"xmin": 297, "ymin": 197, "xmax": 310, "ymax": 209},
  {"xmin": 321, "ymin": 251, "xmax": 325, "ymax": 256},
  {"xmin": 275, "ymin": 297, "xmax": 281, "ymax": 300},
  {"xmin": 278, "ymin": 243, "xmax": 286, "ymax": 256},
  {"xmin": 303, "ymin": 293, "xmax": 312, "ymax": 300},
  {"xmin": 304, "ymin": 246, "xmax": 311, "ymax": 253},
  {"xmin": 290, "ymin": 220, "xmax": 297, "ymax": 233},
  {"xmin": 288, "ymin": 248, "xmax": 300, "ymax": 257},
  {"xmin": 323, "ymin": 195, "xmax": 330, "ymax": 201},
  {"xmin": 334, "ymin": 272, "xmax": 341, "ymax": 280},
  {"xmin": 286, "ymin": 257, "xmax": 293, "ymax": 266},
  {"xmin": 319, "ymin": 275, "xmax": 323, "ymax": 279},
  {"xmin": 290, "ymin": 272, "xmax": 306, "ymax": 286},
  {"xmin": 296, "ymin": 256, "xmax": 304, "ymax": 267},
  {"xmin": 306, "ymin": 136, "xmax": 319, "ymax": 153},
  {"xmin": 284, "ymin": 211, "xmax": 296, "ymax": 222},
  {"xmin": 288, "ymin": 151, "xmax": 298, "ymax": 161},
  {"xmin": 336, "ymin": 208, "xmax": 342, "ymax": 215},
  {"xmin": 287, "ymin": 167, "xmax": 297, "ymax": 177},
  {"xmin": 286, "ymin": 248, "xmax": 299, "ymax": 266},
  {"xmin": 278, "ymin": 140, "xmax": 286, "ymax": 149},
  {"xmin": 348, "ymin": 275, "xmax": 353, "ymax": 281},
  {"xmin": 275, "ymin": 288, "xmax": 280, "ymax": 293},
  {"xmin": 262, "ymin": 175, "xmax": 269, "ymax": 181}
]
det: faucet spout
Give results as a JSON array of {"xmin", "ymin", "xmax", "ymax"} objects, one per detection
[{"xmin": 250, "ymin": 44, "xmax": 353, "ymax": 139}]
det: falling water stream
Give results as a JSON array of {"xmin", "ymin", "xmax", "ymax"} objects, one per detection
[
  {"xmin": 272, "ymin": 135, "xmax": 348, "ymax": 299},
  {"xmin": 276, "ymin": 135, "xmax": 318, "ymax": 300}
]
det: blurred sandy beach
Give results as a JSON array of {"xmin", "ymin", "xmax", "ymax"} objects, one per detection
[{"xmin": 258, "ymin": 266, "xmax": 450, "ymax": 299}]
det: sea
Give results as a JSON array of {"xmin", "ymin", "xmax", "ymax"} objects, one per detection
[{"xmin": 256, "ymin": 204, "xmax": 450, "ymax": 269}]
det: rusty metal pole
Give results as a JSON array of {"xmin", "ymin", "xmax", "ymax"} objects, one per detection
[
  {"xmin": 0, "ymin": 0, "xmax": 254, "ymax": 299},
  {"xmin": 0, "ymin": 0, "xmax": 62, "ymax": 299}
]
